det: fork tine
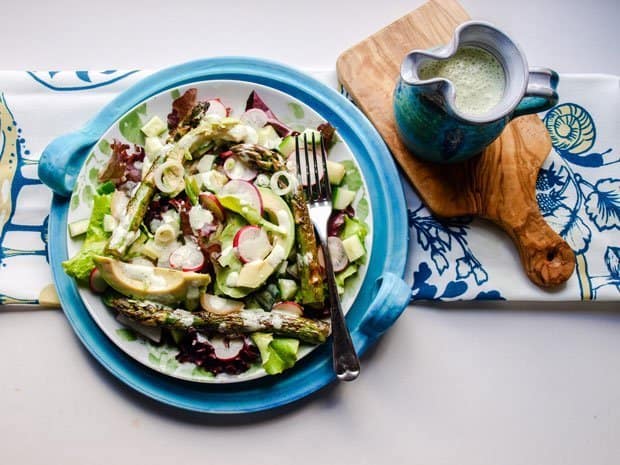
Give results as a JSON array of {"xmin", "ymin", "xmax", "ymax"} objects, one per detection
[
  {"xmin": 303, "ymin": 133, "xmax": 313, "ymax": 200},
  {"xmin": 319, "ymin": 136, "xmax": 331, "ymax": 199},
  {"xmin": 311, "ymin": 133, "xmax": 323, "ymax": 200},
  {"xmin": 295, "ymin": 134, "xmax": 303, "ymax": 191}
]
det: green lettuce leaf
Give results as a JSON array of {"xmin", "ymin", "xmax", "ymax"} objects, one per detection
[
  {"xmin": 335, "ymin": 264, "xmax": 358, "ymax": 288},
  {"xmin": 341, "ymin": 160, "xmax": 363, "ymax": 191},
  {"xmin": 251, "ymin": 332, "xmax": 300, "ymax": 375},
  {"xmin": 62, "ymin": 193, "xmax": 112, "ymax": 282},
  {"xmin": 341, "ymin": 215, "xmax": 368, "ymax": 241}
]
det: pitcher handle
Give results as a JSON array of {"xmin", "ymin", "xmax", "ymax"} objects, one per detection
[{"xmin": 513, "ymin": 68, "xmax": 559, "ymax": 117}]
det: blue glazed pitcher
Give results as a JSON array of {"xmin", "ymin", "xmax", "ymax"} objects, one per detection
[{"xmin": 393, "ymin": 21, "xmax": 559, "ymax": 163}]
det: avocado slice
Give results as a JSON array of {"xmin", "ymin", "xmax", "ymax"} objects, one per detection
[
  {"xmin": 258, "ymin": 187, "xmax": 295, "ymax": 258},
  {"xmin": 93, "ymin": 256, "xmax": 210, "ymax": 306},
  {"xmin": 235, "ymin": 188, "xmax": 295, "ymax": 289}
]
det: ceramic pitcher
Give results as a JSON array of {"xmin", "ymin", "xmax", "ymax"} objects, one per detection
[{"xmin": 393, "ymin": 21, "xmax": 559, "ymax": 163}]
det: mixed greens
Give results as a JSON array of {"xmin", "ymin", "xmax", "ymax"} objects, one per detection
[{"xmin": 64, "ymin": 89, "xmax": 369, "ymax": 377}]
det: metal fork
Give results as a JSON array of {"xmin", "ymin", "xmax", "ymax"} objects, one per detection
[{"xmin": 295, "ymin": 133, "xmax": 360, "ymax": 381}]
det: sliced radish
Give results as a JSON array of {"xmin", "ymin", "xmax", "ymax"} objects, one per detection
[
  {"xmin": 240, "ymin": 108, "xmax": 268, "ymax": 129},
  {"xmin": 209, "ymin": 335, "xmax": 245, "ymax": 361},
  {"xmin": 233, "ymin": 226, "xmax": 272, "ymax": 263},
  {"xmin": 272, "ymin": 301, "xmax": 304, "ymax": 317},
  {"xmin": 287, "ymin": 149, "xmax": 325, "ymax": 186},
  {"xmin": 206, "ymin": 99, "xmax": 227, "ymax": 118},
  {"xmin": 220, "ymin": 180, "xmax": 263, "ymax": 214},
  {"xmin": 200, "ymin": 293, "xmax": 244, "ymax": 314},
  {"xmin": 223, "ymin": 155, "xmax": 258, "ymax": 181},
  {"xmin": 89, "ymin": 268, "xmax": 108, "ymax": 294},
  {"xmin": 169, "ymin": 244, "xmax": 205, "ymax": 271},
  {"xmin": 327, "ymin": 236, "xmax": 349, "ymax": 272},
  {"xmin": 199, "ymin": 193, "xmax": 226, "ymax": 222},
  {"xmin": 317, "ymin": 245, "xmax": 326, "ymax": 270}
]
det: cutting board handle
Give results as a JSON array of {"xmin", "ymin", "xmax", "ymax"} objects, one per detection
[{"xmin": 510, "ymin": 212, "xmax": 575, "ymax": 287}]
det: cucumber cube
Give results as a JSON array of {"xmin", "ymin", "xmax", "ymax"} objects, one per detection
[
  {"xmin": 197, "ymin": 154, "xmax": 216, "ymax": 173},
  {"xmin": 332, "ymin": 187, "xmax": 356, "ymax": 210},
  {"xmin": 327, "ymin": 161, "xmax": 346, "ymax": 185},
  {"xmin": 342, "ymin": 234, "xmax": 365, "ymax": 262},
  {"xmin": 278, "ymin": 135, "xmax": 296, "ymax": 156},
  {"xmin": 144, "ymin": 136, "xmax": 164, "ymax": 159},
  {"xmin": 140, "ymin": 116, "xmax": 167, "ymax": 137},
  {"xmin": 278, "ymin": 279, "xmax": 298, "ymax": 300},
  {"xmin": 68, "ymin": 219, "xmax": 89, "ymax": 238}
]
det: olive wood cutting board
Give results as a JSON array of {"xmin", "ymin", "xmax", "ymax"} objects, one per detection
[{"xmin": 336, "ymin": 0, "xmax": 575, "ymax": 287}]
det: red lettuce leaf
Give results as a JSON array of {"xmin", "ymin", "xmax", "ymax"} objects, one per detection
[
  {"xmin": 168, "ymin": 88, "xmax": 197, "ymax": 131},
  {"xmin": 245, "ymin": 90, "xmax": 292, "ymax": 137},
  {"xmin": 98, "ymin": 140, "xmax": 145, "ymax": 186}
]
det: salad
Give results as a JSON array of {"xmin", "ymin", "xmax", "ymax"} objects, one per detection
[{"xmin": 64, "ymin": 88, "xmax": 369, "ymax": 377}]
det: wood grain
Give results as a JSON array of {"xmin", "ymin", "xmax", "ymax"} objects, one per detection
[{"xmin": 336, "ymin": 0, "xmax": 574, "ymax": 287}]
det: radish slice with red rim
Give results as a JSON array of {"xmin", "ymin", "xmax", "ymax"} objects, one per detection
[
  {"xmin": 206, "ymin": 99, "xmax": 227, "ymax": 118},
  {"xmin": 200, "ymin": 293, "xmax": 244, "ymax": 314},
  {"xmin": 169, "ymin": 244, "xmax": 205, "ymax": 271},
  {"xmin": 233, "ymin": 226, "xmax": 272, "ymax": 263},
  {"xmin": 317, "ymin": 245, "xmax": 325, "ymax": 271},
  {"xmin": 199, "ymin": 193, "xmax": 226, "ymax": 222},
  {"xmin": 223, "ymin": 155, "xmax": 258, "ymax": 181},
  {"xmin": 89, "ymin": 268, "xmax": 109, "ymax": 294},
  {"xmin": 209, "ymin": 335, "xmax": 246, "ymax": 361},
  {"xmin": 220, "ymin": 180, "xmax": 263, "ymax": 214},
  {"xmin": 240, "ymin": 109, "xmax": 269, "ymax": 129},
  {"xmin": 327, "ymin": 236, "xmax": 349, "ymax": 272},
  {"xmin": 272, "ymin": 301, "xmax": 304, "ymax": 317}
]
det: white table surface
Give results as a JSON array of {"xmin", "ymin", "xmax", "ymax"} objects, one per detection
[{"xmin": 1, "ymin": 1, "xmax": 619, "ymax": 464}]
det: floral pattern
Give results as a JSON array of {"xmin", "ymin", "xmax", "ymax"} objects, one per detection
[
  {"xmin": 0, "ymin": 93, "xmax": 51, "ymax": 305},
  {"xmin": 27, "ymin": 70, "xmax": 139, "ymax": 91},
  {"xmin": 537, "ymin": 103, "xmax": 619, "ymax": 299},
  {"xmin": 408, "ymin": 203, "xmax": 504, "ymax": 300}
]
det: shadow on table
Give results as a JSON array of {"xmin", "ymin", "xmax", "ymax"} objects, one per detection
[
  {"xmin": 414, "ymin": 299, "xmax": 620, "ymax": 318},
  {"xmin": 70, "ymin": 325, "xmax": 388, "ymax": 427},
  {"xmin": 49, "ymin": 298, "xmax": 620, "ymax": 426}
]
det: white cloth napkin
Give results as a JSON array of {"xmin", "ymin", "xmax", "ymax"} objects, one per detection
[{"xmin": 0, "ymin": 70, "xmax": 617, "ymax": 306}]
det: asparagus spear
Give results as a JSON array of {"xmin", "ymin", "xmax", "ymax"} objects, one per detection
[
  {"xmin": 104, "ymin": 293, "xmax": 330, "ymax": 345},
  {"xmin": 229, "ymin": 143, "xmax": 287, "ymax": 172},
  {"xmin": 106, "ymin": 118, "xmax": 238, "ymax": 257},
  {"xmin": 290, "ymin": 188, "xmax": 325, "ymax": 306}
]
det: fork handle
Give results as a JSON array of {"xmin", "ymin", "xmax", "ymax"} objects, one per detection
[{"xmin": 320, "ymin": 242, "xmax": 361, "ymax": 381}]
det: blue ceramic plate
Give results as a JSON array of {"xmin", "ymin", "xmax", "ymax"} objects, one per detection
[
  {"xmin": 67, "ymin": 79, "xmax": 375, "ymax": 384},
  {"xmin": 40, "ymin": 57, "xmax": 411, "ymax": 413}
]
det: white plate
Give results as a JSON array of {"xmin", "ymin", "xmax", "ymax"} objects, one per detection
[{"xmin": 67, "ymin": 80, "xmax": 373, "ymax": 383}]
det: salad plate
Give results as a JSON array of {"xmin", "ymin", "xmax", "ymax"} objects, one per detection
[
  {"xmin": 65, "ymin": 79, "xmax": 373, "ymax": 383},
  {"xmin": 40, "ymin": 57, "xmax": 411, "ymax": 413}
]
